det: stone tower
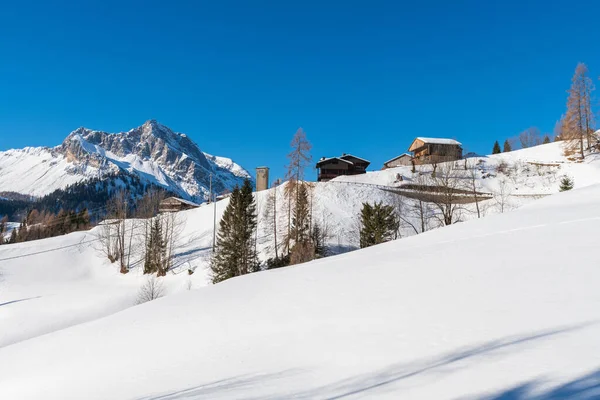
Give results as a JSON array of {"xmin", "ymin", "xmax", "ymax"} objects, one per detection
[{"xmin": 256, "ymin": 167, "xmax": 269, "ymax": 192}]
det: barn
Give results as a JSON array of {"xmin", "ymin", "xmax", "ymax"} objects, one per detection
[
  {"xmin": 316, "ymin": 153, "xmax": 370, "ymax": 182},
  {"xmin": 383, "ymin": 153, "xmax": 413, "ymax": 169},
  {"xmin": 408, "ymin": 137, "xmax": 462, "ymax": 164},
  {"xmin": 158, "ymin": 197, "xmax": 201, "ymax": 213}
]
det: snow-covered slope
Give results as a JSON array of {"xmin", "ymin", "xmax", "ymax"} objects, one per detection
[
  {"xmin": 0, "ymin": 120, "xmax": 251, "ymax": 201},
  {"xmin": 2, "ymin": 140, "xmax": 600, "ymax": 351},
  {"xmin": 1, "ymin": 181, "xmax": 600, "ymax": 399}
]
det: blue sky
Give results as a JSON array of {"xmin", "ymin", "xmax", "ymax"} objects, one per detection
[{"xmin": 0, "ymin": 1, "xmax": 598, "ymax": 182}]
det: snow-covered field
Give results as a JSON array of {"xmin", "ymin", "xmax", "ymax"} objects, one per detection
[{"xmin": 1, "ymin": 141, "xmax": 600, "ymax": 398}]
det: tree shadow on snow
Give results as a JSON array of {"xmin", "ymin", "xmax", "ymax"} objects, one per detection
[
  {"xmin": 480, "ymin": 368, "xmax": 600, "ymax": 399},
  {"xmin": 0, "ymin": 296, "xmax": 41, "ymax": 307},
  {"xmin": 137, "ymin": 321, "xmax": 598, "ymax": 399},
  {"xmin": 137, "ymin": 369, "xmax": 304, "ymax": 400}
]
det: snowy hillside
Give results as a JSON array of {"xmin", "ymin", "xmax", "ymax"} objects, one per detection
[
  {"xmin": 1, "ymin": 177, "xmax": 600, "ymax": 399},
  {"xmin": 3, "ymin": 140, "xmax": 600, "ymax": 351},
  {"xmin": 0, "ymin": 120, "xmax": 251, "ymax": 201}
]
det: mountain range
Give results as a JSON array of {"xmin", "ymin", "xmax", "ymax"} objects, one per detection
[{"xmin": 0, "ymin": 120, "xmax": 252, "ymax": 202}]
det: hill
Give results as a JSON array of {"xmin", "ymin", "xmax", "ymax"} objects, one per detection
[{"xmin": 1, "ymin": 174, "xmax": 599, "ymax": 399}]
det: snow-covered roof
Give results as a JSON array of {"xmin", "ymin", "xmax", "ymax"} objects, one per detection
[
  {"xmin": 340, "ymin": 154, "xmax": 371, "ymax": 164},
  {"xmin": 316, "ymin": 157, "xmax": 354, "ymax": 166},
  {"xmin": 163, "ymin": 197, "xmax": 200, "ymax": 207},
  {"xmin": 384, "ymin": 153, "xmax": 412, "ymax": 165},
  {"xmin": 414, "ymin": 137, "xmax": 462, "ymax": 146}
]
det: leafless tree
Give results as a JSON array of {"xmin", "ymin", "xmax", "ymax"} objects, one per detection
[
  {"xmin": 108, "ymin": 190, "xmax": 130, "ymax": 274},
  {"xmin": 464, "ymin": 159, "xmax": 482, "ymax": 218},
  {"xmin": 519, "ymin": 127, "xmax": 543, "ymax": 149},
  {"xmin": 95, "ymin": 220, "xmax": 119, "ymax": 265},
  {"xmin": 563, "ymin": 63, "xmax": 595, "ymax": 158},
  {"xmin": 428, "ymin": 163, "xmax": 465, "ymax": 226},
  {"xmin": 284, "ymin": 128, "xmax": 312, "ymax": 254},
  {"xmin": 136, "ymin": 275, "xmax": 165, "ymax": 304},
  {"xmin": 493, "ymin": 178, "xmax": 513, "ymax": 213}
]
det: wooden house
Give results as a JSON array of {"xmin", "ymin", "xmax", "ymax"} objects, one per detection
[
  {"xmin": 158, "ymin": 197, "xmax": 200, "ymax": 213},
  {"xmin": 408, "ymin": 137, "xmax": 462, "ymax": 164},
  {"xmin": 316, "ymin": 153, "xmax": 370, "ymax": 182},
  {"xmin": 383, "ymin": 153, "xmax": 413, "ymax": 169}
]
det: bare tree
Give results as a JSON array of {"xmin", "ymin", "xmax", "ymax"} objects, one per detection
[
  {"xmin": 108, "ymin": 190, "xmax": 130, "ymax": 274},
  {"xmin": 519, "ymin": 127, "xmax": 543, "ymax": 149},
  {"xmin": 428, "ymin": 163, "xmax": 465, "ymax": 226},
  {"xmin": 464, "ymin": 159, "xmax": 482, "ymax": 218},
  {"xmin": 136, "ymin": 275, "xmax": 165, "ymax": 304},
  {"xmin": 284, "ymin": 128, "xmax": 313, "ymax": 254},
  {"xmin": 563, "ymin": 63, "xmax": 595, "ymax": 158},
  {"xmin": 493, "ymin": 179, "xmax": 513, "ymax": 213},
  {"xmin": 263, "ymin": 180, "xmax": 281, "ymax": 260}
]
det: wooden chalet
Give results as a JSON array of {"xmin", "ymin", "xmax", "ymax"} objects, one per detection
[
  {"xmin": 316, "ymin": 153, "xmax": 370, "ymax": 182},
  {"xmin": 383, "ymin": 153, "xmax": 413, "ymax": 169},
  {"xmin": 408, "ymin": 137, "xmax": 462, "ymax": 164},
  {"xmin": 158, "ymin": 197, "xmax": 200, "ymax": 213}
]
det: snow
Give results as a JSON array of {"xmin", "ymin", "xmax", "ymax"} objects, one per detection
[
  {"xmin": 0, "ymin": 125, "xmax": 251, "ymax": 201},
  {"xmin": 1, "ymin": 182, "xmax": 600, "ymax": 399},
  {"xmin": 414, "ymin": 137, "xmax": 462, "ymax": 145},
  {"xmin": 0, "ymin": 147, "xmax": 102, "ymax": 197},
  {"xmin": 1, "ymin": 141, "xmax": 600, "ymax": 398}
]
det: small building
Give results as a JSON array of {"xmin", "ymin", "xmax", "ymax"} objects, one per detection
[
  {"xmin": 316, "ymin": 153, "xmax": 370, "ymax": 182},
  {"xmin": 159, "ymin": 197, "xmax": 200, "ymax": 213},
  {"xmin": 383, "ymin": 153, "xmax": 413, "ymax": 169},
  {"xmin": 408, "ymin": 137, "xmax": 462, "ymax": 164}
]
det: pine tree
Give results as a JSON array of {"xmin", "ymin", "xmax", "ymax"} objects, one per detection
[
  {"xmin": 211, "ymin": 178, "xmax": 258, "ymax": 283},
  {"xmin": 559, "ymin": 176, "xmax": 574, "ymax": 192},
  {"xmin": 543, "ymin": 135, "xmax": 551, "ymax": 144},
  {"xmin": 289, "ymin": 183, "xmax": 314, "ymax": 264},
  {"xmin": 492, "ymin": 141, "xmax": 501, "ymax": 154},
  {"xmin": 8, "ymin": 227, "xmax": 18, "ymax": 244},
  {"xmin": 359, "ymin": 202, "xmax": 399, "ymax": 248},
  {"xmin": 143, "ymin": 216, "xmax": 165, "ymax": 275},
  {"xmin": 503, "ymin": 140, "xmax": 512, "ymax": 153}
]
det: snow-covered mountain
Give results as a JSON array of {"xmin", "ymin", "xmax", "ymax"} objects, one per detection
[{"xmin": 0, "ymin": 120, "xmax": 251, "ymax": 201}]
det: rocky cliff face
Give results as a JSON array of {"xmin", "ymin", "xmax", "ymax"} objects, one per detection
[{"xmin": 0, "ymin": 120, "xmax": 252, "ymax": 201}]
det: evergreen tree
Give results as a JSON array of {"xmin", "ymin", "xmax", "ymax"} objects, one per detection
[
  {"xmin": 211, "ymin": 178, "xmax": 258, "ymax": 283},
  {"xmin": 289, "ymin": 183, "xmax": 315, "ymax": 264},
  {"xmin": 543, "ymin": 135, "xmax": 551, "ymax": 144},
  {"xmin": 8, "ymin": 227, "xmax": 17, "ymax": 244},
  {"xmin": 492, "ymin": 141, "xmax": 501, "ymax": 154},
  {"xmin": 503, "ymin": 139, "xmax": 512, "ymax": 153},
  {"xmin": 359, "ymin": 202, "xmax": 399, "ymax": 248},
  {"xmin": 559, "ymin": 176, "xmax": 574, "ymax": 192},
  {"xmin": 144, "ymin": 216, "xmax": 165, "ymax": 275}
]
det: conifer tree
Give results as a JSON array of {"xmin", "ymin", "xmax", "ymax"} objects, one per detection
[
  {"xmin": 503, "ymin": 139, "xmax": 512, "ymax": 153},
  {"xmin": 8, "ymin": 227, "xmax": 18, "ymax": 244},
  {"xmin": 211, "ymin": 178, "xmax": 258, "ymax": 283},
  {"xmin": 559, "ymin": 176, "xmax": 574, "ymax": 192},
  {"xmin": 543, "ymin": 135, "xmax": 551, "ymax": 144},
  {"xmin": 359, "ymin": 202, "xmax": 399, "ymax": 248},
  {"xmin": 492, "ymin": 141, "xmax": 501, "ymax": 154},
  {"xmin": 289, "ymin": 183, "xmax": 314, "ymax": 264}
]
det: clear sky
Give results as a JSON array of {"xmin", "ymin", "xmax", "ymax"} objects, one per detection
[{"xmin": 1, "ymin": 0, "xmax": 598, "ymax": 182}]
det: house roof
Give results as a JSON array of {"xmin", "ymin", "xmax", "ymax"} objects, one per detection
[
  {"xmin": 162, "ymin": 197, "xmax": 200, "ymax": 207},
  {"xmin": 408, "ymin": 137, "xmax": 462, "ymax": 151},
  {"xmin": 316, "ymin": 157, "xmax": 354, "ymax": 167},
  {"xmin": 340, "ymin": 154, "xmax": 371, "ymax": 164},
  {"xmin": 384, "ymin": 153, "xmax": 413, "ymax": 165}
]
